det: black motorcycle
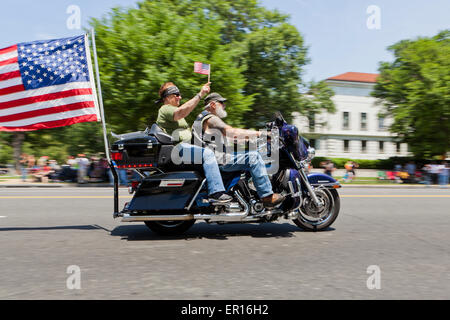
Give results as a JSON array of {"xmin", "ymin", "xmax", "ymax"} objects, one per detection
[{"xmin": 109, "ymin": 112, "xmax": 341, "ymax": 235}]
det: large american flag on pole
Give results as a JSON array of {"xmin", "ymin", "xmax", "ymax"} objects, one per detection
[{"xmin": 0, "ymin": 34, "xmax": 100, "ymax": 131}]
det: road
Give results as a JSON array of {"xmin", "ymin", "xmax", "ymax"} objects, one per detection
[{"xmin": 0, "ymin": 186, "xmax": 449, "ymax": 299}]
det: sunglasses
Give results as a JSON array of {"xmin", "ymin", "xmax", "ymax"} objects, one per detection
[{"xmin": 172, "ymin": 93, "xmax": 181, "ymax": 97}]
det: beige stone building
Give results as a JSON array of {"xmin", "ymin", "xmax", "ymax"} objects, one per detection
[{"xmin": 293, "ymin": 72, "xmax": 410, "ymax": 160}]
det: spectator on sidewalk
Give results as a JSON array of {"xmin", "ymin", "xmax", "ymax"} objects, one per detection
[
  {"xmin": 321, "ymin": 160, "xmax": 336, "ymax": 177},
  {"xmin": 438, "ymin": 161, "xmax": 449, "ymax": 188},
  {"xmin": 429, "ymin": 162, "xmax": 440, "ymax": 184},
  {"xmin": 19, "ymin": 153, "xmax": 28, "ymax": 182},
  {"xmin": 405, "ymin": 161, "xmax": 416, "ymax": 182},
  {"xmin": 76, "ymin": 154, "xmax": 90, "ymax": 184},
  {"xmin": 422, "ymin": 164, "xmax": 432, "ymax": 186}
]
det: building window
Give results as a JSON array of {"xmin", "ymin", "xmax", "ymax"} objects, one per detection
[
  {"xmin": 309, "ymin": 139, "xmax": 320, "ymax": 150},
  {"xmin": 361, "ymin": 140, "xmax": 367, "ymax": 152},
  {"xmin": 378, "ymin": 116, "xmax": 386, "ymax": 131},
  {"xmin": 308, "ymin": 112, "xmax": 315, "ymax": 132},
  {"xmin": 343, "ymin": 112, "xmax": 350, "ymax": 129},
  {"xmin": 379, "ymin": 141, "xmax": 384, "ymax": 153},
  {"xmin": 396, "ymin": 142, "xmax": 401, "ymax": 153},
  {"xmin": 361, "ymin": 113, "xmax": 367, "ymax": 130},
  {"xmin": 344, "ymin": 140, "xmax": 350, "ymax": 152}
]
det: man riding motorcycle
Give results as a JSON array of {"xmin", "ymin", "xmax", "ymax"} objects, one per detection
[{"xmin": 192, "ymin": 92, "xmax": 284, "ymax": 208}]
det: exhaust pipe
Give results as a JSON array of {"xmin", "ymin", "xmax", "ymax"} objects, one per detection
[
  {"xmin": 194, "ymin": 190, "xmax": 250, "ymax": 222},
  {"xmin": 122, "ymin": 214, "xmax": 194, "ymax": 222}
]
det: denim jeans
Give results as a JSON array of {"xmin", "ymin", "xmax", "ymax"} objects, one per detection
[
  {"xmin": 178, "ymin": 143, "xmax": 225, "ymax": 195},
  {"xmin": 439, "ymin": 173, "xmax": 449, "ymax": 186},
  {"xmin": 220, "ymin": 151, "xmax": 273, "ymax": 199}
]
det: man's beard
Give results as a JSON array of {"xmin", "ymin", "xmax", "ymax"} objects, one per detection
[{"xmin": 216, "ymin": 106, "xmax": 228, "ymax": 118}]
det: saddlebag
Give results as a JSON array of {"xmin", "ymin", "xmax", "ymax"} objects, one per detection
[
  {"xmin": 126, "ymin": 171, "xmax": 204, "ymax": 212},
  {"xmin": 110, "ymin": 126, "xmax": 175, "ymax": 168}
]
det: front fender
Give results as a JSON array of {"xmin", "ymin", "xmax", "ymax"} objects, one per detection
[{"xmin": 307, "ymin": 173, "xmax": 341, "ymax": 188}]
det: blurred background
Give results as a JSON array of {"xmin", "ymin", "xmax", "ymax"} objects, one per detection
[{"xmin": 0, "ymin": 0, "xmax": 448, "ymax": 185}]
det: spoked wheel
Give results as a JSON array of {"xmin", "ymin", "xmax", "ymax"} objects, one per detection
[
  {"xmin": 293, "ymin": 188, "xmax": 340, "ymax": 231},
  {"xmin": 144, "ymin": 220, "xmax": 195, "ymax": 236}
]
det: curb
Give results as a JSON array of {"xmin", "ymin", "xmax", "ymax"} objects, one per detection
[
  {"xmin": 341, "ymin": 184, "xmax": 448, "ymax": 189},
  {"xmin": 0, "ymin": 183, "xmax": 113, "ymax": 188}
]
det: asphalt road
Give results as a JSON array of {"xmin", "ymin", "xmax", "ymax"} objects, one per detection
[{"xmin": 0, "ymin": 186, "xmax": 449, "ymax": 300}]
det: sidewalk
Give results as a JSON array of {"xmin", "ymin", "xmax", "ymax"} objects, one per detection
[{"xmin": 0, "ymin": 178, "xmax": 112, "ymax": 188}]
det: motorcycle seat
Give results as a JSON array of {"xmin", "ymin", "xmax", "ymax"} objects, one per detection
[{"xmin": 148, "ymin": 123, "xmax": 174, "ymax": 145}]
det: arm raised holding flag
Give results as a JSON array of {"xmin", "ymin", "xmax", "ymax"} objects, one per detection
[{"xmin": 170, "ymin": 82, "xmax": 211, "ymax": 121}]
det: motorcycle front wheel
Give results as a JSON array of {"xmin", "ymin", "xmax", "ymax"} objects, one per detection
[
  {"xmin": 144, "ymin": 220, "xmax": 195, "ymax": 236},
  {"xmin": 293, "ymin": 188, "xmax": 340, "ymax": 231}
]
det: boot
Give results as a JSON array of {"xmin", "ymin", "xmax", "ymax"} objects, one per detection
[
  {"xmin": 261, "ymin": 193, "xmax": 285, "ymax": 208},
  {"xmin": 208, "ymin": 192, "xmax": 233, "ymax": 203}
]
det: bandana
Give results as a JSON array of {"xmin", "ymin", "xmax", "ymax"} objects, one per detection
[{"xmin": 154, "ymin": 86, "xmax": 180, "ymax": 104}]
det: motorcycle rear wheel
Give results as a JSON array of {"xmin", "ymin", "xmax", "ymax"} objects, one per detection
[
  {"xmin": 293, "ymin": 188, "xmax": 340, "ymax": 231},
  {"xmin": 144, "ymin": 220, "xmax": 195, "ymax": 236}
]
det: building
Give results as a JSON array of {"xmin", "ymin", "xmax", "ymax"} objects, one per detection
[{"xmin": 293, "ymin": 72, "xmax": 410, "ymax": 160}]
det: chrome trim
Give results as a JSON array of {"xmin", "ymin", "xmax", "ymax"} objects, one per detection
[
  {"xmin": 299, "ymin": 168, "xmax": 322, "ymax": 207},
  {"xmin": 159, "ymin": 179, "xmax": 185, "ymax": 187},
  {"xmin": 185, "ymin": 178, "xmax": 206, "ymax": 210},
  {"xmin": 193, "ymin": 190, "xmax": 250, "ymax": 222},
  {"xmin": 122, "ymin": 214, "xmax": 194, "ymax": 222},
  {"xmin": 312, "ymin": 182, "xmax": 341, "ymax": 189}
]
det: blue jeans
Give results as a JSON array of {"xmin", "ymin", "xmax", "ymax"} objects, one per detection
[
  {"xmin": 220, "ymin": 151, "xmax": 273, "ymax": 199},
  {"xmin": 178, "ymin": 143, "xmax": 225, "ymax": 195},
  {"xmin": 119, "ymin": 169, "xmax": 128, "ymax": 186},
  {"xmin": 439, "ymin": 173, "xmax": 448, "ymax": 186}
]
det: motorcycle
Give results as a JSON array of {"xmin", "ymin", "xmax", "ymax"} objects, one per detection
[{"xmin": 109, "ymin": 112, "xmax": 341, "ymax": 235}]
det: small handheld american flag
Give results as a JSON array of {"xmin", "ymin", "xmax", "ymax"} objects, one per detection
[{"xmin": 194, "ymin": 61, "xmax": 211, "ymax": 82}]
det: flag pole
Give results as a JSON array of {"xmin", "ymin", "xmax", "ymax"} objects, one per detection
[
  {"xmin": 90, "ymin": 28, "xmax": 119, "ymax": 215},
  {"xmin": 89, "ymin": 28, "xmax": 110, "ymax": 163},
  {"xmin": 208, "ymin": 64, "xmax": 211, "ymax": 83}
]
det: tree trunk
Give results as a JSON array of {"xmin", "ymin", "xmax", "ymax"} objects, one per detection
[{"xmin": 12, "ymin": 132, "xmax": 25, "ymax": 174}]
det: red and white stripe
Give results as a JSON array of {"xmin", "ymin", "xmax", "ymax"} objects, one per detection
[{"xmin": 0, "ymin": 41, "xmax": 100, "ymax": 131}]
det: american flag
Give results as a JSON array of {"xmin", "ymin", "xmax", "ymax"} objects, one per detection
[
  {"xmin": 194, "ymin": 62, "xmax": 210, "ymax": 75},
  {"xmin": 0, "ymin": 34, "xmax": 100, "ymax": 131}
]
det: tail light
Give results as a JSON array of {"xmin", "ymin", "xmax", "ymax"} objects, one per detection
[
  {"xmin": 111, "ymin": 151, "xmax": 123, "ymax": 161},
  {"xmin": 128, "ymin": 180, "xmax": 140, "ymax": 194}
]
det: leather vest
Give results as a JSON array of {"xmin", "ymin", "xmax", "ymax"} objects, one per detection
[{"xmin": 191, "ymin": 110, "xmax": 227, "ymax": 162}]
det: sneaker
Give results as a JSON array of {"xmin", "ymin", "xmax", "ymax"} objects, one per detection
[
  {"xmin": 208, "ymin": 192, "xmax": 233, "ymax": 203},
  {"xmin": 261, "ymin": 193, "xmax": 285, "ymax": 208}
]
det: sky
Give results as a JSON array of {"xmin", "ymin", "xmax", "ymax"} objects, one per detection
[{"xmin": 0, "ymin": 0, "xmax": 449, "ymax": 82}]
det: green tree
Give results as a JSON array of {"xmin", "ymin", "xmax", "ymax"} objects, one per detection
[
  {"xmin": 90, "ymin": 0, "xmax": 334, "ymax": 131},
  {"xmin": 168, "ymin": 0, "xmax": 335, "ymax": 127},
  {"xmin": 89, "ymin": 0, "xmax": 252, "ymax": 132},
  {"xmin": 372, "ymin": 30, "xmax": 450, "ymax": 158}
]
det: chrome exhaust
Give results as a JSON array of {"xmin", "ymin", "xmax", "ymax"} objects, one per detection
[
  {"xmin": 194, "ymin": 190, "xmax": 250, "ymax": 222},
  {"xmin": 122, "ymin": 214, "xmax": 194, "ymax": 222}
]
